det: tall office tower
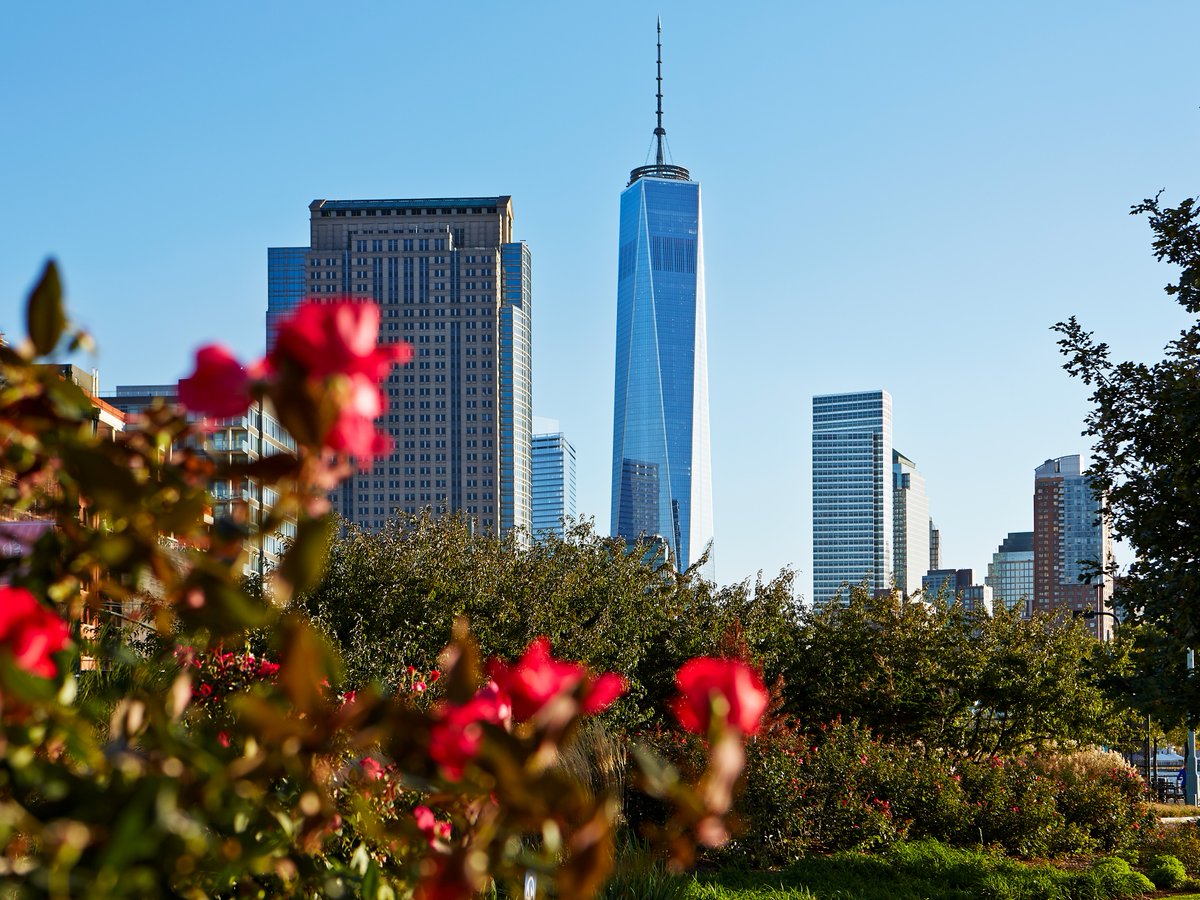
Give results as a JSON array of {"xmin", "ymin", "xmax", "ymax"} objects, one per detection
[
  {"xmin": 531, "ymin": 432, "xmax": 577, "ymax": 538},
  {"xmin": 985, "ymin": 531, "xmax": 1035, "ymax": 616},
  {"xmin": 1033, "ymin": 455, "xmax": 1113, "ymax": 639},
  {"xmin": 892, "ymin": 450, "xmax": 930, "ymax": 597},
  {"xmin": 266, "ymin": 247, "xmax": 309, "ymax": 352},
  {"xmin": 610, "ymin": 22, "xmax": 712, "ymax": 571},
  {"xmin": 268, "ymin": 197, "xmax": 532, "ymax": 536},
  {"xmin": 929, "ymin": 520, "xmax": 941, "ymax": 571},
  {"xmin": 812, "ymin": 390, "xmax": 893, "ymax": 605}
]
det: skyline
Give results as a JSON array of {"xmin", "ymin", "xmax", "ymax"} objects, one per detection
[{"xmin": 4, "ymin": 3, "xmax": 1198, "ymax": 594}]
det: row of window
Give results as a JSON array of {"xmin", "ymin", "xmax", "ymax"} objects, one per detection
[{"xmin": 318, "ymin": 206, "xmax": 496, "ymax": 217}]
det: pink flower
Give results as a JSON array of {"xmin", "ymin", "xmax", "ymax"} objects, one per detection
[
  {"xmin": 413, "ymin": 681, "xmax": 427, "ymax": 693},
  {"xmin": 486, "ymin": 637, "xmax": 626, "ymax": 722},
  {"xmin": 672, "ymin": 657, "xmax": 769, "ymax": 736},
  {"xmin": 272, "ymin": 301, "xmax": 411, "ymax": 381},
  {"xmin": 413, "ymin": 805, "xmax": 452, "ymax": 847},
  {"xmin": 266, "ymin": 300, "xmax": 412, "ymax": 459},
  {"xmin": 582, "ymin": 672, "xmax": 627, "ymax": 715},
  {"xmin": 0, "ymin": 587, "xmax": 69, "ymax": 680},
  {"xmin": 360, "ymin": 756, "xmax": 385, "ymax": 780},
  {"xmin": 178, "ymin": 344, "xmax": 254, "ymax": 418},
  {"xmin": 429, "ymin": 681, "xmax": 511, "ymax": 780}
]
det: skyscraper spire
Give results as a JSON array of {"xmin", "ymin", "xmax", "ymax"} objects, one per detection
[
  {"xmin": 655, "ymin": 17, "xmax": 665, "ymax": 167},
  {"xmin": 628, "ymin": 19, "xmax": 690, "ymax": 185}
]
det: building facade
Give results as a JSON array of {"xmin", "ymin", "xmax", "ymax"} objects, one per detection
[
  {"xmin": 267, "ymin": 197, "xmax": 532, "ymax": 537},
  {"xmin": 1032, "ymin": 455, "xmax": 1113, "ymax": 639},
  {"xmin": 105, "ymin": 385, "xmax": 298, "ymax": 577},
  {"xmin": 266, "ymin": 246, "xmax": 308, "ymax": 352},
  {"xmin": 892, "ymin": 449, "xmax": 930, "ymax": 597},
  {"xmin": 812, "ymin": 390, "xmax": 893, "ymax": 605},
  {"xmin": 610, "ymin": 27, "xmax": 712, "ymax": 571},
  {"xmin": 531, "ymin": 432, "xmax": 577, "ymax": 539},
  {"xmin": 985, "ymin": 531, "xmax": 1034, "ymax": 616}
]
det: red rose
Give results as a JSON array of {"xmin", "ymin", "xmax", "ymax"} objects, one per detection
[
  {"xmin": 486, "ymin": 637, "xmax": 625, "ymax": 721},
  {"xmin": 0, "ymin": 586, "xmax": 69, "ymax": 680},
  {"xmin": 268, "ymin": 300, "xmax": 411, "ymax": 458},
  {"xmin": 672, "ymin": 657, "xmax": 769, "ymax": 736},
  {"xmin": 178, "ymin": 344, "xmax": 254, "ymax": 418},
  {"xmin": 428, "ymin": 681, "xmax": 511, "ymax": 781},
  {"xmin": 271, "ymin": 300, "xmax": 410, "ymax": 381}
]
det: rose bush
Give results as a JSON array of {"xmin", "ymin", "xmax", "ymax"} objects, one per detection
[{"xmin": 0, "ymin": 266, "xmax": 761, "ymax": 898}]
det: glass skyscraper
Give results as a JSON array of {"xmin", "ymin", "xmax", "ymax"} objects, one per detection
[
  {"xmin": 892, "ymin": 449, "xmax": 930, "ymax": 597},
  {"xmin": 531, "ymin": 432, "xmax": 576, "ymax": 538},
  {"xmin": 812, "ymin": 390, "xmax": 893, "ymax": 606},
  {"xmin": 266, "ymin": 246, "xmax": 309, "ymax": 352},
  {"xmin": 985, "ymin": 531, "xmax": 1034, "ymax": 615},
  {"xmin": 610, "ymin": 23, "xmax": 713, "ymax": 572}
]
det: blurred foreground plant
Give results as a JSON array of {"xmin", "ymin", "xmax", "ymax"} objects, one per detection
[{"xmin": 0, "ymin": 263, "xmax": 764, "ymax": 898}]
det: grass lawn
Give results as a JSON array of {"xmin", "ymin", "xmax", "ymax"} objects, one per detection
[{"xmin": 675, "ymin": 840, "xmax": 1158, "ymax": 900}]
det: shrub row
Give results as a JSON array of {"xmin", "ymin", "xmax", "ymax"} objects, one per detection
[{"xmin": 635, "ymin": 718, "xmax": 1154, "ymax": 867}]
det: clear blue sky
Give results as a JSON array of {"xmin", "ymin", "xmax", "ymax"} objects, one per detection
[{"xmin": 4, "ymin": 2, "xmax": 1197, "ymax": 596}]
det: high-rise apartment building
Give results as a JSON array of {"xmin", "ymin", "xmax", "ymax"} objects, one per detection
[
  {"xmin": 985, "ymin": 531, "xmax": 1034, "ymax": 616},
  {"xmin": 892, "ymin": 449, "xmax": 930, "ymax": 597},
  {"xmin": 105, "ymin": 384, "xmax": 298, "ymax": 577},
  {"xmin": 812, "ymin": 390, "xmax": 893, "ymax": 605},
  {"xmin": 268, "ymin": 197, "xmax": 532, "ymax": 536},
  {"xmin": 610, "ymin": 24, "xmax": 712, "ymax": 571},
  {"xmin": 531, "ymin": 432, "xmax": 576, "ymax": 539},
  {"xmin": 1032, "ymin": 455, "xmax": 1113, "ymax": 639}
]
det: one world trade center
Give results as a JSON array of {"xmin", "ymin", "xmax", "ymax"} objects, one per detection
[{"xmin": 610, "ymin": 21, "xmax": 713, "ymax": 572}]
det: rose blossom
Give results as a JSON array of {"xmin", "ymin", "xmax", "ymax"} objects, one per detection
[
  {"xmin": 428, "ymin": 681, "xmax": 511, "ymax": 781},
  {"xmin": 672, "ymin": 657, "xmax": 769, "ymax": 736},
  {"xmin": 177, "ymin": 344, "xmax": 254, "ymax": 418},
  {"xmin": 0, "ymin": 586, "xmax": 69, "ymax": 680},
  {"xmin": 486, "ymin": 637, "xmax": 625, "ymax": 722},
  {"xmin": 270, "ymin": 300, "xmax": 411, "ymax": 381}
]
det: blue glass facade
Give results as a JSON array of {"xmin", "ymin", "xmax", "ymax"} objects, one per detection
[
  {"xmin": 531, "ymin": 432, "xmax": 576, "ymax": 538},
  {"xmin": 812, "ymin": 391, "xmax": 893, "ymax": 606},
  {"xmin": 500, "ymin": 241, "xmax": 533, "ymax": 536},
  {"xmin": 266, "ymin": 246, "xmax": 309, "ymax": 352},
  {"xmin": 611, "ymin": 175, "xmax": 712, "ymax": 570}
]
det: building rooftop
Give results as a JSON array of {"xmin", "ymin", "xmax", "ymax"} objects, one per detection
[{"xmin": 309, "ymin": 197, "xmax": 508, "ymax": 212}]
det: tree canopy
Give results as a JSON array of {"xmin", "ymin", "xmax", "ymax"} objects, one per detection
[{"xmin": 1054, "ymin": 193, "xmax": 1200, "ymax": 725}]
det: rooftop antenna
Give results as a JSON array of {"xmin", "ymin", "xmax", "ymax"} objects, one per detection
[
  {"xmin": 655, "ymin": 16, "xmax": 666, "ymax": 167},
  {"xmin": 628, "ymin": 18, "xmax": 690, "ymax": 185}
]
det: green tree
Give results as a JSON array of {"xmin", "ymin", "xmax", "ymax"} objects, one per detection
[
  {"xmin": 293, "ymin": 513, "xmax": 806, "ymax": 728},
  {"xmin": 1054, "ymin": 193, "xmax": 1200, "ymax": 726},
  {"xmin": 781, "ymin": 587, "xmax": 1128, "ymax": 755}
]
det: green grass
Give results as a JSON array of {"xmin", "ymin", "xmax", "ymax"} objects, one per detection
[{"xmin": 676, "ymin": 840, "xmax": 1155, "ymax": 900}]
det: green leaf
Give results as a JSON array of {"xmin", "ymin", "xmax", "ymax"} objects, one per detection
[{"xmin": 26, "ymin": 260, "xmax": 66, "ymax": 356}]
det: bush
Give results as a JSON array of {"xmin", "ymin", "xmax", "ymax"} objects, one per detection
[
  {"xmin": 1144, "ymin": 853, "xmax": 1187, "ymax": 889},
  {"xmin": 1030, "ymin": 749, "xmax": 1152, "ymax": 853},
  {"xmin": 1136, "ymin": 820, "xmax": 1200, "ymax": 873},
  {"xmin": 1086, "ymin": 856, "xmax": 1155, "ymax": 896},
  {"xmin": 957, "ymin": 756, "xmax": 1066, "ymax": 857}
]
